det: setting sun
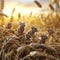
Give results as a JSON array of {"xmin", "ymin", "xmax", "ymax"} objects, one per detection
[
  {"xmin": 3, "ymin": 7, "xmax": 13, "ymax": 17},
  {"xmin": 3, "ymin": 5, "xmax": 41, "ymax": 18}
]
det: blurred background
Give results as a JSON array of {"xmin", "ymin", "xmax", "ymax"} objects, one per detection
[{"xmin": 0, "ymin": 0, "xmax": 60, "ymax": 31}]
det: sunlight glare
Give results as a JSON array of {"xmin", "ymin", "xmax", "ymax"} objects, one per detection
[{"xmin": 3, "ymin": 7, "xmax": 13, "ymax": 17}]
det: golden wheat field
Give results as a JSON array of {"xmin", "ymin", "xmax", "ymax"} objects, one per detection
[{"xmin": 0, "ymin": 0, "xmax": 60, "ymax": 60}]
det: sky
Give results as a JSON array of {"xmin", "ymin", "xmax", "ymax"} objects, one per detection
[
  {"xmin": 5, "ymin": 0, "xmax": 50, "ymax": 5},
  {"xmin": 2, "ymin": 0, "xmax": 50, "ymax": 16}
]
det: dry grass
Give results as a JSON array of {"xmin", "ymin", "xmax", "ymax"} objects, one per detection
[{"xmin": 0, "ymin": 24, "xmax": 60, "ymax": 60}]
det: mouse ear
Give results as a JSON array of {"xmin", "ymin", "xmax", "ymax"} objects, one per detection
[
  {"xmin": 19, "ymin": 22, "xmax": 25, "ymax": 27},
  {"xmin": 31, "ymin": 26, "xmax": 38, "ymax": 32},
  {"xmin": 48, "ymin": 28, "xmax": 54, "ymax": 35},
  {"xmin": 6, "ymin": 22, "xmax": 12, "ymax": 29},
  {"xmin": 34, "ymin": 0, "xmax": 42, "ymax": 8}
]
